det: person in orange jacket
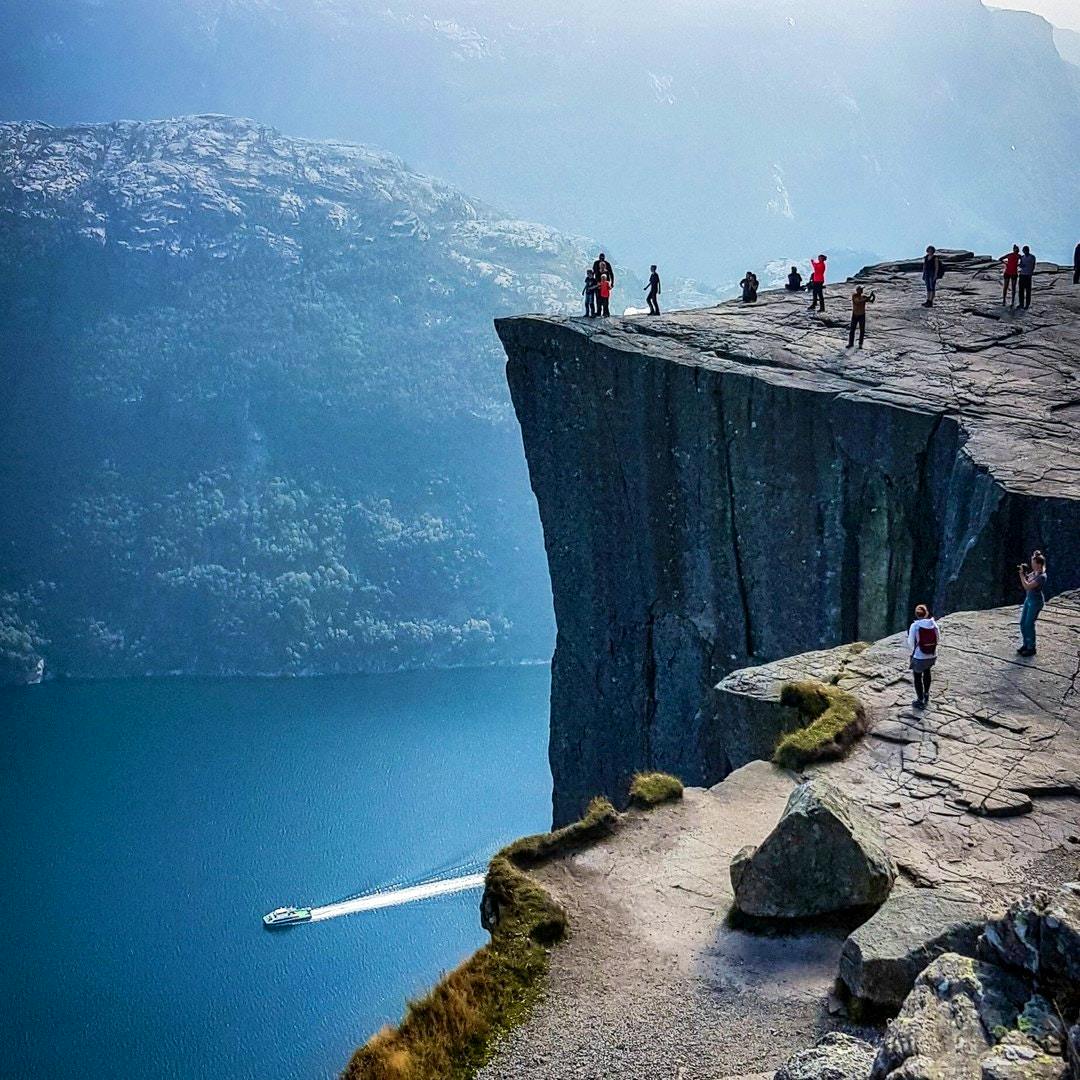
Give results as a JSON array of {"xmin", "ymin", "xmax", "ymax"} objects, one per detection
[
  {"xmin": 597, "ymin": 273, "xmax": 612, "ymax": 317},
  {"xmin": 808, "ymin": 254, "xmax": 827, "ymax": 311}
]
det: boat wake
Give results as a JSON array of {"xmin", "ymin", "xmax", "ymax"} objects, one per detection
[{"xmin": 308, "ymin": 872, "xmax": 486, "ymax": 922}]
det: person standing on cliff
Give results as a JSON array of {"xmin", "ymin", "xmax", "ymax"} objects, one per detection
[
  {"xmin": 907, "ymin": 604, "xmax": 940, "ymax": 709},
  {"xmin": 922, "ymin": 246, "xmax": 943, "ymax": 307},
  {"xmin": 1001, "ymin": 245, "xmax": 1021, "ymax": 307},
  {"xmin": 808, "ymin": 254, "xmax": 827, "ymax": 311},
  {"xmin": 645, "ymin": 265, "xmax": 661, "ymax": 315},
  {"xmin": 597, "ymin": 273, "xmax": 612, "ymax": 317},
  {"xmin": 582, "ymin": 269, "xmax": 598, "ymax": 317},
  {"xmin": 593, "ymin": 252, "xmax": 615, "ymax": 289},
  {"xmin": 1017, "ymin": 246, "xmax": 1036, "ymax": 309},
  {"xmin": 847, "ymin": 285, "xmax": 876, "ymax": 348},
  {"xmin": 1017, "ymin": 551, "xmax": 1047, "ymax": 657}
]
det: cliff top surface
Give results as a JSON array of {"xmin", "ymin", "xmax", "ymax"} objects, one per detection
[{"xmin": 499, "ymin": 254, "xmax": 1080, "ymax": 500}]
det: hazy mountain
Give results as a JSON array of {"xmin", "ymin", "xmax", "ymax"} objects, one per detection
[
  {"xmin": 0, "ymin": 115, "xmax": 709, "ymax": 684},
  {"xmin": 3, "ymin": 0, "xmax": 1080, "ymax": 279}
]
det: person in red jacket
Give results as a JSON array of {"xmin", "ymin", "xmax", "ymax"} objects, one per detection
[
  {"xmin": 1000, "ymin": 245, "xmax": 1021, "ymax": 307},
  {"xmin": 597, "ymin": 273, "xmax": 612, "ymax": 317},
  {"xmin": 808, "ymin": 254, "xmax": 827, "ymax": 312}
]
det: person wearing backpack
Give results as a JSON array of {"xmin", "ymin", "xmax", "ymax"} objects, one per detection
[
  {"xmin": 922, "ymin": 246, "xmax": 944, "ymax": 307},
  {"xmin": 907, "ymin": 603, "xmax": 940, "ymax": 708},
  {"xmin": 1017, "ymin": 551, "xmax": 1047, "ymax": 657}
]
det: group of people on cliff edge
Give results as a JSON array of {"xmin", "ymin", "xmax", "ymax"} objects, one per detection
[
  {"xmin": 905, "ymin": 550, "xmax": 1048, "ymax": 708},
  {"xmin": 581, "ymin": 254, "xmax": 662, "ymax": 318}
]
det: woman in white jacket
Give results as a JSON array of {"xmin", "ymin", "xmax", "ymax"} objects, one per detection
[{"xmin": 907, "ymin": 604, "xmax": 940, "ymax": 709}]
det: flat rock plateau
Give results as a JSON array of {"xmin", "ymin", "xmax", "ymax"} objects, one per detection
[{"xmin": 498, "ymin": 254, "xmax": 1080, "ymax": 824}]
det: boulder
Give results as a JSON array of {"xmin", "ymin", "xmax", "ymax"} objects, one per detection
[
  {"xmin": 871, "ymin": 953, "xmax": 1031, "ymax": 1080},
  {"xmin": 775, "ymin": 1032, "xmax": 877, "ymax": 1080},
  {"xmin": 981, "ymin": 885, "xmax": 1080, "ymax": 992},
  {"xmin": 980, "ymin": 1039, "xmax": 1070, "ymax": 1080},
  {"xmin": 730, "ymin": 778, "xmax": 896, "ymax": 918},
  {"xmin": 839, "ymin": 888, "xmax": 984, "ymax": 1009}
]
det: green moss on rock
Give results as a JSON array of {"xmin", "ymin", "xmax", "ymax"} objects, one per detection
[
  {"xmin": 773, "ymin": 680, "xmax": 869, "ymax": 770},
  {"xmin": 628, "ymin": 771, "xmax": 684, "ymax": 809}
]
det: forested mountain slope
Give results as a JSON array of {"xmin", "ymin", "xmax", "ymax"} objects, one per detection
[{"xmin": 0, "ymin": 115, "xmax": 695, "ymax": 683}]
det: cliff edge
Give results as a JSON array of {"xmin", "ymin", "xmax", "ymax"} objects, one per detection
[{"xmin": 497, "ymin": 254, "xmax": 1080, "ymax": 823}]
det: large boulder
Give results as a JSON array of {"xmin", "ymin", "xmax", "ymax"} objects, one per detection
[
  {"xmin": 981, "ymin": 885, "xmax": 1080, "ymax": 994},
  {"xmin": 839, "ymin": 888, "xmax": 984, "ymax": 1010},
  {"xmin": 775, "ymin": 1032, "xmax": 877, "ymax": 1080},
  {"xmin": 871, "ymin": 953, "xmax": 1031, "ymax": 1080},
  {"xmin": 730, "ymin": 778, "xmax": 896, "ymax": 918}
]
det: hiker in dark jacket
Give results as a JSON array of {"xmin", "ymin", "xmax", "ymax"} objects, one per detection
[
  {"xmin": 907, "ymin": 604, "xmax": 940, "ymax": 708},
  {"xmin": 644, "ymin": 265, "xmax": 661, "ymax": 315},
  {"xmin": 922, "ymin": 246, "xmax": 943, "ymax": 307},
  {"xmin": 593, "ymin": 252, "xmax": 615, "ymax": 288},
  {"xmin": 786, "ymin": 266, "xmax": 804, "ymax": 292},
  {"xmin": 582, "ymin": 270, "xmax": 597, "ymax": 317},
  {"xmin": 1073, "ymin": 242, "xmax": 1079, "ymax": 286},
  {"xmin": 740, "ymin": 271, "xmax": 759, "ymax": 303},
  {"xmin": 847, "ymin": 285, "xmax": 876, "ymax": 348},
  {"xmin": 1017, "ymin": 246, "xmax": 1036, "ymax": 309}
]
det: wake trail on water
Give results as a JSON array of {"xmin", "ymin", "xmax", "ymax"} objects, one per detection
[
  {"xmin": 308, "ymin": 873, "xmax": 487, "ymax": 922},
  {"xmin": 297, "ymin": 841, "xmax": 520, "ymax": 923}
]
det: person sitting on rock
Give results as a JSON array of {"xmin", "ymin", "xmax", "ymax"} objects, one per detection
[
  {"xmin": 1001, "ymin": 245, "xmax": 1021, "ymax": 307},
  {"xmin": 740, "ymin": 271, "xmax": 759, "ymax": 303},
  {"xmin": 1017, "ymin": 245, "xmax": 1036, "ymax": 310},
  {"xmin": 582, "ymin": 269, "xmax": 597, "ymax": 317},
  {"xmin": 922, "ymin": 246, "xmax": 942, "ymax": 307},
  {"xmin": 1074, "ymin": 241, "xmax": 1079, "ymax": 286},
  {"xmin": 786, "ymin": 266, "xmax": 804, "ymax": 292},
  {"xmin": 847, "ymin": 285, "xmax": 876, "ymax": 349},
  {"xmin": 596, "ymin": 273, "xmax": 612, "ymax": 317},
  {"xmin": 644, "ymin": 265, "xmax": 661, "ymax": 315},
  {"xmin": 907, "ymin": 604, "xmax": 939, "ymax": 709},
  {"xmin": 808, "ymin": 254, "xmax": 827, "ymax": 311},
  {"xmin": 1017, "ymin": 551, "xmax": 1047, "ymax": 657}
]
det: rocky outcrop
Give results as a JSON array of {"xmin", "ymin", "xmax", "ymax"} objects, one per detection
[
  {"xmin": 871, "ymin": 952, "xmax": 1032, "ymax": 1080},
  {"xmin": 730, "ymin": 777, "xmax": 896, "ymax": 917},
  {"xmin": 775, "ymin": 1033, "xmax": 878, "ymax": 1080},
  {"xmin": 499, "ymin": 256, "xmax": 1080, "ymax": 822},
  {"xmin": 839, "ymin": 888, "xmax": 984, "ymax": 1010}
]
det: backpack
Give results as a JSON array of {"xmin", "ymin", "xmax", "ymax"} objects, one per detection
[
  {"xmin": 916, "ymin": 625, "xmax": 938, "ymax": 655},
  {"xmin": 937, "ymin": 262, "xmax": 946, "ymax": 279}
]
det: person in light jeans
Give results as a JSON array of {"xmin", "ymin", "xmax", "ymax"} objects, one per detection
[{"xmin": 1017, "ymin": 551, "xmax": 1047, "ymax": 657}]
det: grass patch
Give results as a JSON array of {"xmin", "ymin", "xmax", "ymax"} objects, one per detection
[
  {"xmin": 628, "ymin": 771, "xmax": 684, "ymax": 809},
  {"xmin": 342, "ymin": 797, "xmax": 619, "ymax": 1080},
  {"xmin": 773, "ymin": 680, "xmax": 869, "ymax": 770}
]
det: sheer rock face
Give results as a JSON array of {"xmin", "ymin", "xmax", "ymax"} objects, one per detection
[
  {"xmin": 498, "ymin": 255, "xmax": 1080, "ymax": 823},
  {"xmin": 730, "ymin": 778, "xmax": 896, "ymax": 918}
]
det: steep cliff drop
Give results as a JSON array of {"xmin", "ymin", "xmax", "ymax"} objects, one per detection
[{"xmin": 497, "ymin": 254, "xmax": 1080, "ymax": 824}]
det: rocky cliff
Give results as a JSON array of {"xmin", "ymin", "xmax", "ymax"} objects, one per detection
[{"xmin": 498, "ymin": 254, "xmax": 1080, "ymax": 823}]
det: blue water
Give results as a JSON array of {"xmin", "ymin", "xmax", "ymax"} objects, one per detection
[{"xmin": 0, "ymin": 666, "xmax": 552, "ymax": 1080}]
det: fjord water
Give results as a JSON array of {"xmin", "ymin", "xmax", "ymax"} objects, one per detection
[{"xmin": 1, "ymin": 666, "xmax": 552, "ymax": 1079}]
